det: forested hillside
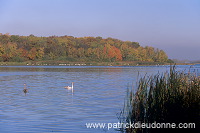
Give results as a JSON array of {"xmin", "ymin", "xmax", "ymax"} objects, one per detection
[{"xmin": 0, "ymin": 33, "xmax": 170, "ymax": 63}]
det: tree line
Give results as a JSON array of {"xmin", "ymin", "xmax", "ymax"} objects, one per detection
[{"xmin": 0, "ymin": 33, "xmax": 171, "ymax": 63}]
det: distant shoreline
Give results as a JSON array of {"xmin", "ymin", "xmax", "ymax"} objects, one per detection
[{"xmin": 0, "ymin": 61, "xmax": 195, "ymax": 66}]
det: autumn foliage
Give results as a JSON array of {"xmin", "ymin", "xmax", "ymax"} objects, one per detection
[{"xmin": 0, "ymin": 33, "xmax": 169, "ymax": 63}]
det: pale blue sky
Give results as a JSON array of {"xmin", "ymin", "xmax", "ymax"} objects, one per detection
[{"xmin": 0, "ymin": 0, "xmax": 200, "ymax": 60}]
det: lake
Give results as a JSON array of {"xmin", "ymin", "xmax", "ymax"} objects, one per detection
[{"xmin": 0, "ymin": 65, "xmax": 198, "ymax": 133}]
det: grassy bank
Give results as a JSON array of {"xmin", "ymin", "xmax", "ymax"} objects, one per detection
[{"xmin": 119, "ymin": 66, "xmax": 199, "ymax": 133}]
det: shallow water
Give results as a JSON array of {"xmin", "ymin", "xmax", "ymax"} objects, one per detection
[{"xmin": 0, "ymin": 65, "xmax": 198, "ymax": 132}]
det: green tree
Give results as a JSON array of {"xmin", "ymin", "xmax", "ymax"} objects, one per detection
[
  {"xmin": 36, "ymin": 47, "xmax": 44, "ymax": 60},
  {"xmin": 2, "ymin": 42, "xmax": 17, "ymax": 61},
  {"xmin": 0, "ymin": 44, "xmax": 5, "ymax": 57}
]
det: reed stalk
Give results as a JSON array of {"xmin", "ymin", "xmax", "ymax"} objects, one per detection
[{"xmin": 119, "ymin": 66, "xmax": 200, "ymax": 133}]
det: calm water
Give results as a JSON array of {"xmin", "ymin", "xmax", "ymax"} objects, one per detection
[{"xmin": 0, "ymin": 65, "xmax": 198, "ymax": 133}]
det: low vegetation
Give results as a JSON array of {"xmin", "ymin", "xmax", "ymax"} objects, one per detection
[{"xmin": 119, "ymin": 66, "xmax": 199, "ymax": 133}]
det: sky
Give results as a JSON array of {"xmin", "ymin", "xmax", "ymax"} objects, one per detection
[{"xmin": 0, "ymin": 0, "xmax": 200, "ymax": 60}]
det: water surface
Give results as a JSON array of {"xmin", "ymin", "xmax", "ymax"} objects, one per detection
[{"xmin": 0, "ymin": 65, "xmax": 197, "ymax": 132}]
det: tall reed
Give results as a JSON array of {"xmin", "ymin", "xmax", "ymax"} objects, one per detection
[{"xmin": 119, "ymin": 66, "xmax": 200, "ymax": 133}]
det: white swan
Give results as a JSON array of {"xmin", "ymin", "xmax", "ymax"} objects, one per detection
[{"xmin": 64, "ymin": 82, "xmax": 74, "ymax": 93}]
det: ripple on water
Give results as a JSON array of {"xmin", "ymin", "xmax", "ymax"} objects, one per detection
[{"xmin": 0, "ymin": 65, "xmax": 196, "ymax": 132}]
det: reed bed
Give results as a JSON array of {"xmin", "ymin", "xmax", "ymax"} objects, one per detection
[{"xmin": 119, "ymin": 66, "xmax": 200, "ymax": 133}]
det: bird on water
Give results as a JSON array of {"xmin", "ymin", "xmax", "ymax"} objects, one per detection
[
  {"xmin": 23, "ymin": 83, "xmax": 28, "ymax": 94},
  {"xmin": 64, "ymin": 82, "xmax": 74, "ymax": 93}
]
